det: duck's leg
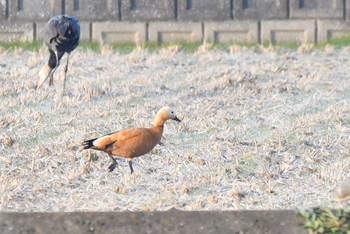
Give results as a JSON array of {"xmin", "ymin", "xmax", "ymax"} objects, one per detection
[
  {"xmin": 108, "ymin": 154, "xmax": 118, "ymax": 172},
  {"xmin": 128, "ymin": 160, "xmax": 134, "ymax": 174}
]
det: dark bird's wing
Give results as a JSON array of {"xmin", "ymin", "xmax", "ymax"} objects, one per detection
[{"xmin": 44, "ymin": 15, "xmax": 62, "ymax": 49}]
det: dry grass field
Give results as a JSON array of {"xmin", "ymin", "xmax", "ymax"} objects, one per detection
[{"xmin": 0, "ymin": 44, "xmax": 350, "ymax": 211}]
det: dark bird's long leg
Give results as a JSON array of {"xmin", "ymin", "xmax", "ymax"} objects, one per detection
[
  {"xmin": 62, "ymin": 52, "xmax": 70, "ymax": 93},
  {"xmin": 128, "ymin": 160, "xmax": 134, "ymax": 174},
  {"xmin": 48, "ymin": 73, "xmax": 54, "ymax": 86},
  {"xmin": 49, "ymin": 50, "xmax": 60, "ymax": 86},
  {"xmin": 49, "ymin": 51, "xmax": 58, "ymax": 86},
  {"xmin": 108, "ymin": 154, "xmax": 118, "ymax": 172},
  {"xmin": 51, "ymin": 50, "xmax": 65, "ymax": 87}
]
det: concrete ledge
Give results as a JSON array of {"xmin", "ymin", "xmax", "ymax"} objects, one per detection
[
  {"xmin": 204, "ymin": 21, "xmax": 258, "ymax": 43},
  {"xmin": 0, "ymin": 22, "xmax": 33, "ymax": 41},
  {"xmin": 1, "ymin": 19, "xmax": 350, "ymax": 44},
  {"xmin": 261, "ymin": 20, "xmax": 316, "ymax": 43},
  {"xmin": 318, "ymin": 20, "xmax": 350, "ymax": 42},
  {"xmin": 148, "ymin": 22, "xmax": 202, "ymax": 43},
  {"xmin": 0, "ymin": 210, "xmax": 306, "ymax": 234},
  {"xmin": 79, "ymin": 22, "xmax": 92, "ymax": 42},
  {"xmin": 92, "ymin": 22, "xmax": 146, "ymax": 44},
  {"xmin": 35, "ymin": 22, "xmax": 48, "ymax": 41}
]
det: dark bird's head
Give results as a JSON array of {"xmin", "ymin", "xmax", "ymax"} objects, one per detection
[
  {"xmin": 62, "ymin": 15, "xmax": 80, "ymax": 40},
  {"xmin": 65, "ymin": 24, "xmax": 75, "ymax": 39}
]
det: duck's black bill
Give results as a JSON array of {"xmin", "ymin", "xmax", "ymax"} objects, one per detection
[{"xmin": 173, "ymin": 116, "xmax": 181, "ymax": 122}]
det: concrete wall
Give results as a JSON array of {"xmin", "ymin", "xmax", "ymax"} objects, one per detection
[
  {"xmin": 0, "ymin": 210, "xmax": 307, "ymax": 234},
  {"xmin": 1, "ymin": 0, "xmax": 350, "ymax": 44}
]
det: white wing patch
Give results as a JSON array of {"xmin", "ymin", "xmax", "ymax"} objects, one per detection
[{"xmin": 93, "ymin": 135, "xmax": 111, "ymax": 147}]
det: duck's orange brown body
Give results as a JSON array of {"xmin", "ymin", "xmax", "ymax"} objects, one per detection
[
  {"xmin": 83, "ymin": 106, "xmax": 181, "ymax": 173},
  {"xmin": 92, "ymin": 127, "xmax": 163, "ymax": 158}
]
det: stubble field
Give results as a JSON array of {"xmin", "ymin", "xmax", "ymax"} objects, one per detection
[{"xmin": 1, "ymin": 44, "xmax": 350, "ymax": 211}]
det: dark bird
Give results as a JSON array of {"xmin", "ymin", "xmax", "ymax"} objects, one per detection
[
  {"xmin": 82, "ymin": 106, "xmax": 181, "ymax": 174},
  {"xmin": 37, "ymin": 15, "xmax": 80, "ymax": 93}
]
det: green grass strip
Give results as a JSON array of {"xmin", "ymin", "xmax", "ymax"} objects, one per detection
[{"xmin": 1, "ymin": 36, "xmax": 350, "ymax": 53}]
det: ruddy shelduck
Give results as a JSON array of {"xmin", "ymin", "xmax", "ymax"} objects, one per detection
[{"xmin": 82, "ymin": 106, "xmax": 181, "ymax": 173}]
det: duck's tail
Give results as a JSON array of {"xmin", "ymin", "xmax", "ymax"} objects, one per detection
[{"xmin": 82, "ymin": 138, "xmax": 97, "ymax": 149}]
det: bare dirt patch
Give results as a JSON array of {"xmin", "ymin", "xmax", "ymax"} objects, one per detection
[{"xmin": 1, "ymin": 45, "xmax": 350, "ymax": 211}]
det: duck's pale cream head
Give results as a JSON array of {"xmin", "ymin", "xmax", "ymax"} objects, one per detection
[{"xmin": 156, "ymin": 106, "xmax": 181, "ymax": 123}]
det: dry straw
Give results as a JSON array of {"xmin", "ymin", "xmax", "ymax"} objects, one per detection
[{"xmin": 1, "ymin": 45, "xmax": 350, "ymax": 211}]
